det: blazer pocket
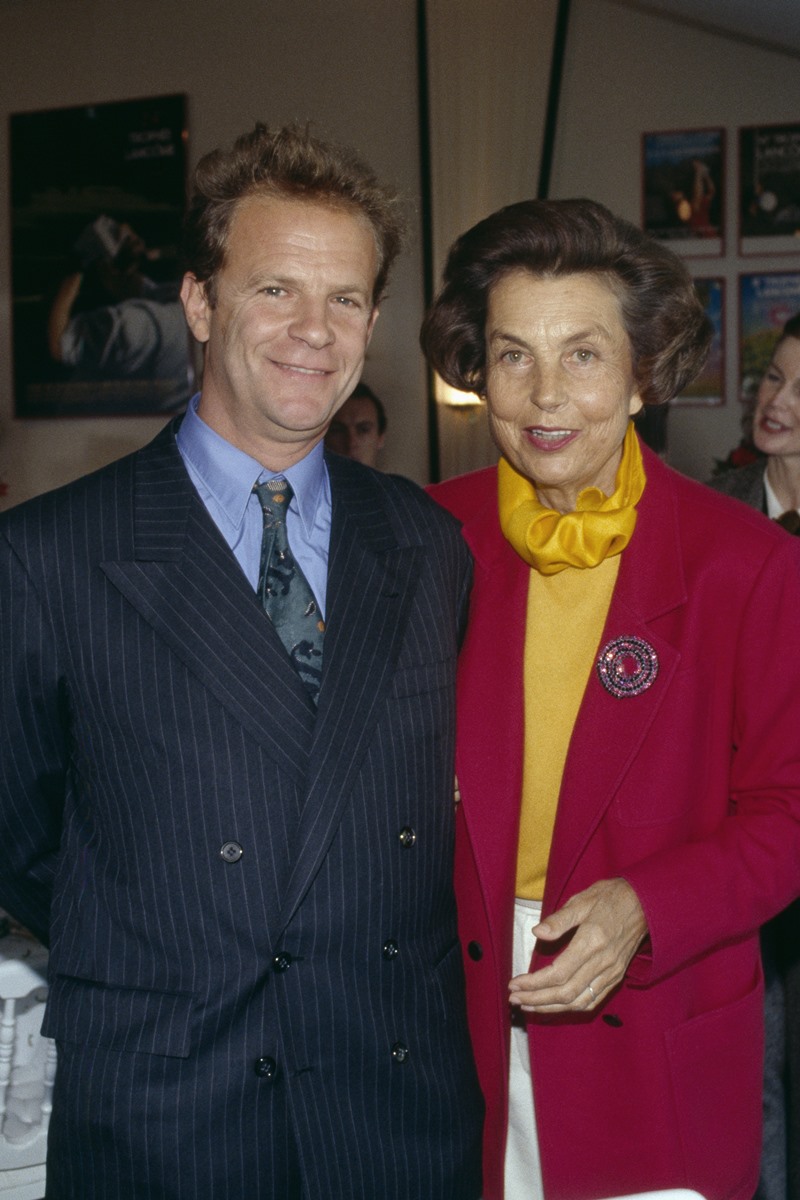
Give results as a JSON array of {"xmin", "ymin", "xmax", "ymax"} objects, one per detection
[
  {"xmin": 42, "ymin": 974, "xmax": 195, "ymax": 1059},
  {"xmin": 664, "ymin": 971, "xmax": 763, "ymax": 1193},
  {"xmin": 390, "ymin": 657, "xmax": 455, "ymax": 699}
]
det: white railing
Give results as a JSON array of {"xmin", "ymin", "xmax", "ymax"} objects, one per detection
[{"xmin": 0, "ymin": 934, "xmax": 53, "ymax": 1200}]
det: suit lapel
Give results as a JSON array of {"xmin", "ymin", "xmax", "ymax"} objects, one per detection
[
  {"xmin": 100, "ymin": 423, "xmax": 316, "ymax": 786},
  {"xmin": 543, "ymin": 449, "xmax": 687, "ymax": 909},
  {"xmin": 276, "ymin": 456, "xmax": 423, "ymax": 932}
]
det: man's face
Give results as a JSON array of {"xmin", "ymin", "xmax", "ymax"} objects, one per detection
[
  {"xmin": 181, "ymin": 194, "xmax": 379, "ymax": 469},
  {"xmin": 325, "ymin": 393, "xmax": 386, "ymax": 467}
]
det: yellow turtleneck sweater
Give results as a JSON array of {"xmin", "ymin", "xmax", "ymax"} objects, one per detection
[{"xmin": 497, "ymin": 423, "xmax": 646, "ymax": 900}]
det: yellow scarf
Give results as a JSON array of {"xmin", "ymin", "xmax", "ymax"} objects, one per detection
[{"xmin": 498, "ymin": 422, "xmax": 646, "ymax": 574}]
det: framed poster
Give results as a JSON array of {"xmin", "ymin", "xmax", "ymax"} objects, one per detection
[
  {"xmin": 740, "ymin": 123, "xmax": 800, "ymax": 255},
  {"xmin": 642, "ymin": 128, "xmax": 724, "ymax": 255},
  {"xmin": 673, "ymin": 277, "xmax": 725, "ymax": 406},
  {"xmin": 739, "ymin": 271, "xmax": 800, "ymax": 401},
  {"xmin": 10, "ymin": 93, "xmax": 192, "ymax": 417}
]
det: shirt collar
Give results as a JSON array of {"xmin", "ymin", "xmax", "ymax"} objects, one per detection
[{"xmin": 177, "ymin": 394, "xmax": 328, "ymax": 536}]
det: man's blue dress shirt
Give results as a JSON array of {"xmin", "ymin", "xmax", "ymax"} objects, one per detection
[{"xmin": 176, "ymin": 395, "xmax": 332, "ymax": 618}]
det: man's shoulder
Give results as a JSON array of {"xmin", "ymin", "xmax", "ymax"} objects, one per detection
[{"xmin": 327, "ymin": 453, "xmax": 466, "ymax": 541}]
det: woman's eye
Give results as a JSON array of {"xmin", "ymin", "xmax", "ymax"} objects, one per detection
[
  {"xmin": 574, "ymin": 348, "xmax": 595, "ymax": 363},
  {"xmin": 502, "ymin": 350, "xmax": 525, "ymax": 364}
]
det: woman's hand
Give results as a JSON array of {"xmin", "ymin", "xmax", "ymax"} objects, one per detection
[{"xmin": 508, "ymin": 878, "xmax": 648, "ymax": 1012}]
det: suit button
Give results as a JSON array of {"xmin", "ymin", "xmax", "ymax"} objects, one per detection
[
  {"xmin": 467, "ymin": 941, "xmax": 483, "ymax": 961},
  {"xmin": 391, "ymin": 1041, "xmax": 409, "ymax": 1064},
  {"xmin": 382, "ymin": 939, "xmax": 399, "ymax": 960},
  {"xmin": 272, "ymin": 952, "xmax": 293, "ymax": 972},
  {"xmin": 220, "ymin": 841, "xmax": 243, "ymax": 863},
  {"xmin": 398, "ymin": 826, "xmax": 416, "ymax": 848},
  {"xmin": 254, "ymin": 1056, "xmax": 278, "ymax": 1079},
  {"xmin": 602, "ymin": 1013, "xmax": 624, "ymax": 1027}
]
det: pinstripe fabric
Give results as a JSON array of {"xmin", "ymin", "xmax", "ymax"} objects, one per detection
[{"xmin": 0, "ymin": 421, "xmax": 483, "ymax": 1199}]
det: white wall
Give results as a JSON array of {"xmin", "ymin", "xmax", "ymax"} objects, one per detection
[
  {"xmin": 552, "ymin": 0, "xmax": 800, "ymax": 481},
  {"xmin": 0, "ymin": 0, "xmax": 428, "ymax": 507}
]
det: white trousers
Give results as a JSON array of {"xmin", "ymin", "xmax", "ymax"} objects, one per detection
[{"xmin": 504, "ymin": 897, "xmax": 545, "ymax": 1200}]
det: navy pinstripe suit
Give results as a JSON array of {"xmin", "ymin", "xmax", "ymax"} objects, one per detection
[{"xmin": 0, "ymin": 419, "xmax": 483, "ymax": 1198}]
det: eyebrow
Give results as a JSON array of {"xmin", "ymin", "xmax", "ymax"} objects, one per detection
[
  {"xmin": 244, "ymin": 269, "xmax": 373, "ymax": 300},
  {"xmin": 488, "ymin": 324, "xmax": 614, "ymax": 349}
]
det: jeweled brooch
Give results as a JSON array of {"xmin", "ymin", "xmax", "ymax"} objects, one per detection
[{"xmin": 596, "ymin": 635, "xmax": 659, "ymax": 698}]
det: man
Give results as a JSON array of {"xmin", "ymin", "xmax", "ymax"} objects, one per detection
[
  {"xmin": 325, "ymin": 381, "xmax": 387, "ymax": 467},
  {"xmin": 0, "ymin": 123, "xmax": 483, "ymax": 1199}
]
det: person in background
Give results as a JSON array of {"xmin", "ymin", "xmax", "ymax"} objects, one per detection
[
  {"xmin": 0, "ymin": 122, "xmax": 483, "ymax": 1200},
  {"xmin": 324, "ymin": 380, "xmax": 387, "ymax": 467},
  {"xmin": 423, "ymin": 197, "xmax": 800, "ymax": 1200},
  {"xmin": 709, "ymin": 312, "xmax": 800, "ymax": 1200}
]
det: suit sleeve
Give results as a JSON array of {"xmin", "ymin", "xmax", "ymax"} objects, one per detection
[
  {"xmin": 0, "ymin": 531, "xmax": 67, "ymax": 943},
  {"xmin": 623, "ymin": 534, "xmax": 800, "ymax": 986}
]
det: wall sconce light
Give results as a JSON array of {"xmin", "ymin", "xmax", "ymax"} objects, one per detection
[{"xmin": 434, "ymin": 374, "xmax": 484, "ymax": 410}]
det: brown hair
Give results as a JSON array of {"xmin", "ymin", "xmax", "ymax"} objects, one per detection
[
  {"xmin": 350, "ymin": 382, "xmax": 387, "ymax": 434},
  {"xmin": 183, "ymin": 122, "xmax": 405, "ymax": 306},
  {"xmin": 778, "ymin": 313, "xmax": 800, "ymax": 346},
  {"xmin": 420, "ymin": 198, "xmax": 711, "ymax": 405}
]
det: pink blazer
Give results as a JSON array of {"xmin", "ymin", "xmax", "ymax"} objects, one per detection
[{"xmin": 431, "ymin": 441, "xmax": 800, "ymax": 1200}]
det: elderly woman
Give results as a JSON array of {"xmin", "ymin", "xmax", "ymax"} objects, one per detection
[
  {"xmin": 423, "ymin": 199, "xmax": 800, "ymax": 1200},
  {"xmin": 710, "ymin": 316, "xmax": 800, "ymax": 1200}
]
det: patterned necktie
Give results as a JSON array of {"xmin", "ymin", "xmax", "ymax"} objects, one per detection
[{"xmin": 253, "ymin": 479, "xmax": 324, "ymax": 703}]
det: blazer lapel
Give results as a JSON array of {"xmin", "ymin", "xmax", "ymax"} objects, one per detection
[
  {"xmin": 456, "ymin": 496, "xmax": 529, "ymax": 947},
  {"xmin": 543, "ymin": 449, "xmax": 687, "ymax": 910},
  {"xmin": 276, "ymin": 457, "xmax": 423, "ymax": 932},
  {"xmin": 100, "ymin": 423, "xmax": 316, "ymax": 786}
]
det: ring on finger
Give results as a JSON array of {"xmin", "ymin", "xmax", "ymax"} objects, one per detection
[{"xmin": 587, "ymin": 983, "xmax": 596, "ymax": 1002}]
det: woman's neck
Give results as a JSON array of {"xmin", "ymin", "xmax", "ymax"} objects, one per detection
[{"xmin": 766, "ymin": 455, "xmax": 800, "ymax": 510}]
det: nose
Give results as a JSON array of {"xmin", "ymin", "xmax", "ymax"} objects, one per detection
[
  {"xmin": 775, "ymin": 381, "xmax": 800, "ymax": 408},
  {"xmin": 288, "ymin": 297, "xmax": 334, "ymax": 348},
  {"xmin": 529, "ymin": 361, "xmax": 566, "ymax": 412}
]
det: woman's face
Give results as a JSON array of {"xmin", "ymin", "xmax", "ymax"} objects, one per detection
[
  {"xmin": 753, "ymin": 336, "xmax": 800, "ymax": 460},
  {"xmin": 484, "ymin": 271, "xmax": 643, "ymax": 513}
]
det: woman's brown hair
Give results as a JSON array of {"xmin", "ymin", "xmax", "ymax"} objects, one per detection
[{"xmin": 421, "ymin": 198, "xmax": 711, "ymax": 405}]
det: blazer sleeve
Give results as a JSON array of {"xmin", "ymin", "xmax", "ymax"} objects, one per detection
[
  {"xmin": 0, "ymin": 530, "xmax": 67, "ymax": 943},
  {"xmin": 623, "ymin": 532, "xmax": 800, "ymax": 985}
]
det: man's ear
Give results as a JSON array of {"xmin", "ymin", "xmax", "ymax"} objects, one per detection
[
  {"xmin": 180, "ymin": 273, "xmax": 212, "ymax": 344},
  {"xmin": 366, "ymin": 306, "xmax": 380, "ymax": 344}
]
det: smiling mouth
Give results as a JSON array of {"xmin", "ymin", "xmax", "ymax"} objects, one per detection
[
  {"xmin": 761, "ymin": 415, "xmax": 790, "ymax": 433},
  {"xmin": 274, "ymin": 361, "xmax": 329, "ymax": 376},
  {"xmin": 526, "ymin": 427, "xmax": 577, "ymax": 449}
]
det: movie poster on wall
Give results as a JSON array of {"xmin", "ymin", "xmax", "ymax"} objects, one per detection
[
  {"xmin": 740, "ymin": 123, "xmax": 800, "ymax": 255},
  {"xmin": 10, "ymin": 94, "xmax": 192, "ymax": 418},
  {"xmin": 642, "ymin": 128, "xmax": 724, "ymax": 256},
  {"xmin": 739, "ymin": 272, "xmax": 800, "ymax": 403},
  {"xmin": 673, "ymin": 278, "xmax": 725, "ymax": 406}
]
